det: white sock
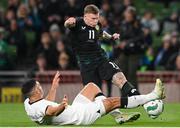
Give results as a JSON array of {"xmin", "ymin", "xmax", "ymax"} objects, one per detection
[
  {"xmin": 126, "ymin": 92, "xmax": 157, "ymax": 108},
  {"xmin": 95, "ymin": 95, "xmax": 122, "ymax": 117}
]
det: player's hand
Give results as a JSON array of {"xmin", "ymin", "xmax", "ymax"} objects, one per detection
[
  {"xmin": 68, "ymin": 17, "xmax": 76, "ymax": 24},
  {"xmin": 62, "ymin": 95, "xmax": 68, "ymax": 108},
  {"xmin": 65, "ymin": 17, "xmax": 76, "ymax": 27},
  {"xmin": 52, "ymin": 71, "xmax": 60, "ymax": 89},
  {"xmin": 112, "ymin": 33, "xmax": 120, "ymax": 40}
]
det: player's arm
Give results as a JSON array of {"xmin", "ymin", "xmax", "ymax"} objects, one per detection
[
  {"xmin": 102, "ymin": 31, "xmax": 120, "ymax": 40},
  {"xmin": 64, "ymin": 17, "xmax": 76, "ymax": 28},
  {"xmin": 45, "ymin": 71, "xmax": 60, "ymax": 101},
  {"xmin": 46, "ymin": 95, "xmax": 68, "ymax": 116}
]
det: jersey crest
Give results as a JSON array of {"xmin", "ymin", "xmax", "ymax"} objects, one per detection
[
  {"xmin": 81, "ymin": 26, "xmax": 86, "ymax": 30},
  {"xmin": 95, "ymin": 25, "xmax": 100, "ymax": 31}
]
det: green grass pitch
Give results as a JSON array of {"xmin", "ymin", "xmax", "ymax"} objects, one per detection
[{"xmin": 0, "ymin": 103, "xmax": 180, "ymax": 127}]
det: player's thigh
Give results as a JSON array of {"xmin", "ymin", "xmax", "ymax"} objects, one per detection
[
  {"xmin": 98, "ymin": 60, "xmax": 121, "ymax": 80},
  {"xmin": 82, "ymin": 101, "xmax": 106, "ymax": 125},
  {"xmin": 80, "ymin": 83, "xmax": 102, "ymax": 101},
  {"xmin": 81, "ymin": 68, "xmax": 102, "ymax": 87},
  {"xmin": 72, "ymin": 94, "xmax": 92, "ymax": 105}
]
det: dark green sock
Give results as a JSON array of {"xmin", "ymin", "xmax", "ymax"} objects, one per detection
[{"xmin": 121, "ymin": 81, "xmax": 140, "ymax": 97}]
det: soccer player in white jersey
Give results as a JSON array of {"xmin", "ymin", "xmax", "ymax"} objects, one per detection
[{"xmin": 22, "ymin": 71, "xmax": 165, "ymax": 125}]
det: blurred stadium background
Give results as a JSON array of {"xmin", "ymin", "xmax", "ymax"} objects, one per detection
[{"xmin": 0, "ymin": 0, "xmax": 180, "ymax": 126}]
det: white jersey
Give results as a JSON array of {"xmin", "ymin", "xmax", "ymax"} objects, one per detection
[
  {"xmin": 24, "ymin": 94, "xmax": 106, "ymax": 125},
  {"xmin": 24, "ymin": 98, "xmax": 79, "ymax": 125}
]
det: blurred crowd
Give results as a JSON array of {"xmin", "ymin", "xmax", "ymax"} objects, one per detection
[{"xmin": 0, "ymin": 0, "xmax": 180, "ymax": 72}]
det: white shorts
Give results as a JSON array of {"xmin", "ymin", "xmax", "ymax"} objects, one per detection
[{"xmin": 71, "ymin": 94, "xmax": 106, "ymax": 125}]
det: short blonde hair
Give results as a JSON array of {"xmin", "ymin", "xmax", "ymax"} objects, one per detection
[{"xmin": 84, "ymin": 4, "xmax": 99, "ymax": 14}]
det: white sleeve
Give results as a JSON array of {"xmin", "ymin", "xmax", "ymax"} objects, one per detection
[
  {"xmin": 24, "ymin": 99, "xmax": 59, "ymax": 123},
  {"xmin": 35, "ymin": 100, "xmax": 59, "ymax": 116},
  {"xmin": 34, "ymin": 100, "xmax": 50, "ymax": 117}
]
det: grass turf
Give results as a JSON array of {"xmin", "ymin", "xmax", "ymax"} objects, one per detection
[{"xmin": 0, "ymin": 103, "xmax": 180, "ymax": 127}]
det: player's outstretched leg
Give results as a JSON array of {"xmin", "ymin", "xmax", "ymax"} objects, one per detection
[
  {"xmin": 79, "ymin": 83, "xmax": 141, "ymax": 124},
  {"xmin": 102, "ymin": 78, "xmax": 165, "ymax": 116}
]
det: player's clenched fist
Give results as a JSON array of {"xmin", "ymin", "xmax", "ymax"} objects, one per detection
[
  {"xmin": 64, "ymin": 17, "xmax": 76, "ymax": 27},
  {"xmin": 68, "ymin": 17, "xmax": 76, "ymax": 24},
  {"xmin": 112, "ymin": 33, "xmax": 120, "ymax": 40}
]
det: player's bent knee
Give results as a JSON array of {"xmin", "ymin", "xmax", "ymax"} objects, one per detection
[
  {"xmin": 112, "ymin": 72, "xmax": 127, "ymax": 87},
  {"xmin": 86, "ymin": 82, "xmax": 98, "ymax": 88},
  {"xmin": 85, "ymin": 82, "xmax": 101, "ymax": 92}
]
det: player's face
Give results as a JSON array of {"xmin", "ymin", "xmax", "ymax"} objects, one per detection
[
  {"xmin": 84, "ymin": 13, "xmax": 99, "ymax": 27},
  {"xmin": 35, "ymin": 81, "xmax": 44, "ymax": 98}
]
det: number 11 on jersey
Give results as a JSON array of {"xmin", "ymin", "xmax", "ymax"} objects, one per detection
[{"xmin": 89, "ymin": 30, "xmax": 95, "ymax": 39}]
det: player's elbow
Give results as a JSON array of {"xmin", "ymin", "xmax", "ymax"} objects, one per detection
[
  {"xmin": 46, "ymin": 106, "xmax": 59, "ymax": 116},
  {"xmin": 52, "ymin": 111, "xmax": 60, "ymax": 116},
  {"xmin": 46, "ymin": 110, "xmax": 60, "ymax": 116},
  {"xmin": 46, "ymin": 105, "xmax": 65, "ymax": 116},
  {"xmin": 47, "ymin": 111, "xmax": 56, "ymax": 116}
]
